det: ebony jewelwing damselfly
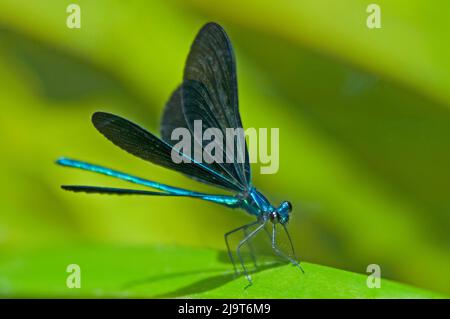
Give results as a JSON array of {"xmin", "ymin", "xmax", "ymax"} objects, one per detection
[{"xmin": 57, "ymin": 22, "xmax": 304, "ymax": 285}]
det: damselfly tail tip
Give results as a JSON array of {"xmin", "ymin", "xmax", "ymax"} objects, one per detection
[{"xmin": 55, "ymin": 157, "xmax": 71, "ymax": 166}]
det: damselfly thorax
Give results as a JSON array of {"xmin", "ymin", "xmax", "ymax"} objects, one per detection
[{"xmin": 238, "ymin": 187, "xmax": 292, "ymax": 225}]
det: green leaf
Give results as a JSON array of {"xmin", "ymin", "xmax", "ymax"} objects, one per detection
[
  {"xmin": 0, "ymin": 0, "xmax": 449, "ymax": 295},
  {"xmin": 0, "ymin": 245, "xmax": 444, "ymax": 298}
]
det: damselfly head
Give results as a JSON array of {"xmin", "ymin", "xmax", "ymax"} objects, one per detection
[
  {"xmin": 275, "ymin": 201, "xmax": 292, "ymax": 224},
  {"xmin": 268, "ymin": 201, "xmax": 292, "ymax": 224}
]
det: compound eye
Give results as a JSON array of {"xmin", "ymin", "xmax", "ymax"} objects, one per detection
[{"xmin": 286, "ymin": 201, "xmax": 292, "ymax": 212}]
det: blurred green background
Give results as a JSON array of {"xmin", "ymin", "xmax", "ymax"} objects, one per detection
[{"xmin": 0, "ymin": 0, "xmax": 449, "ymax": 295}]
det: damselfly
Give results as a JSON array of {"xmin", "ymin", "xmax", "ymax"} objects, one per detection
[{"xmin": 57, "ymin": 22, "xmax": 304, "ymax": 284}]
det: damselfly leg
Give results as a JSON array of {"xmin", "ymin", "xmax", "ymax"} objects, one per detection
[
  {"xmin": 268, "ymin": 223, "xmax": 305, "ymax": 274},
  {"xmin": 224, "ymin": 220, "xmax": 259, "ymax": 276},
  {"xmin": 243, "ymin": 227, "xmax": 258, "ymax": 268},
  {"xmin": 236, "ymin": 220, "xmax": 267, "ymax": 286},
  {"xmin": 282, "ymin": 223, "xmax": 299, "ymax": 261}
]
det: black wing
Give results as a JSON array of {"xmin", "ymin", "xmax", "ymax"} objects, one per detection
[
  {"xmin": 92, "ymin": 111, "xmax": 242, "ymax": 192},
  {"xmin": 161, "ymin": 85, "xmax": 244, "ymax": 191},
  {"xmin": 182, "ymin": 22, "xmax": 251, "ymax": 189}
]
